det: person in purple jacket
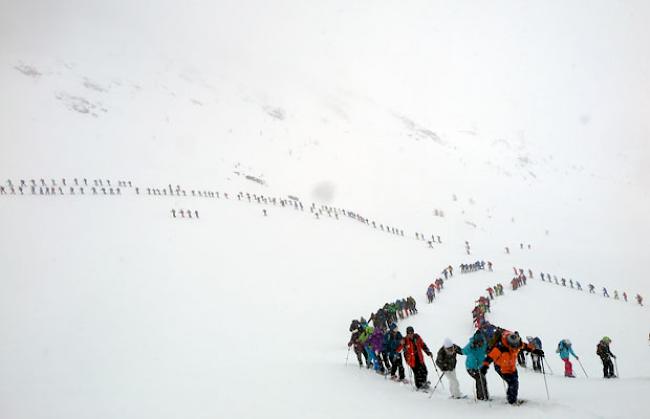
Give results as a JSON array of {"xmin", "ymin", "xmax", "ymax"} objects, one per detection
[{"xmin": 368, "ymin": 326, "xmax": 388, "ymax": 373}]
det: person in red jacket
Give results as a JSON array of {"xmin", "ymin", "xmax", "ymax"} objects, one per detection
[
  {"xmin": 397, "ymin": 326, "xmax": 433, "ymax": 390},
  {"xmin": 480, "ymin": 331, "xmax": 544, "ymax": 404}
]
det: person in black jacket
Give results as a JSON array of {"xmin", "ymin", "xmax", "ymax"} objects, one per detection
[
  {"xmin": 436, "ymin": 338, "xmax": 465, "ymax": 398},
  {"xmin": 596, "ymin": 337, "xmax": 616, "ymax": 378}
]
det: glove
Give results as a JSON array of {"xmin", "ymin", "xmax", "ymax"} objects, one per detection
[
  {"xmin": 575, "ymin": 356, "xmax": 579, "ymax": 360},
  {"xmin": 348, "ymin": 342, "xmax": 352, "ymax": 347},
  {"xmin": 480, "ymin": 365, "xmax": 489, "ymax": 375},
  {"xmin": 534, "ymin": 349, "xmax": 545, "ymax": 357},
  {"xmin": 611, "ymin": 355, "xmax": 616, "ymax": 359}
]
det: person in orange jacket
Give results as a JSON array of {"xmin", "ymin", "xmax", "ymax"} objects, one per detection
[
  {"xmin": 480, "ymin": 331, "xmax": 544, "ymax": 404},
  {"xmin": 397, "ymin": 326, "xmax": 433, "ymax": 390}
]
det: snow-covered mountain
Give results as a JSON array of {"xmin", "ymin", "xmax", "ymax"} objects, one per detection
[{"xmin": 1, "ymin": 1, "xmax": 649, "ymax": 418}]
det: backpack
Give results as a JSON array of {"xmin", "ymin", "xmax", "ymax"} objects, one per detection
[{"xmin": 486, "ymin": 326, "xmax": 507, "ymax": 350}]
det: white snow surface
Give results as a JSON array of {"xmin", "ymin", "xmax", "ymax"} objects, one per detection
[{"xmin": 1, "ymin": 1, "xmax": 650, "ymax": 418}]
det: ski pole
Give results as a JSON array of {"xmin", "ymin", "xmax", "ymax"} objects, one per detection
[
  {"xmin": 543, "ymin": 356, "xmax": 554, "ymax": 375},
  {"xmin": 346, "ymin": 346, "xmax": 350, "ymax": 366},
  {"xmin": 613, "ymin": 357, "xmax": 619, "ymax": 378},
  {"xmin": 383, "ymin": 353, "xmax": 388, "ymax": 380},
  {"xmin": 428, "ymin": 372, "xmax": 446, "ymax": 399},
  {"xmin": 541, "ymin": 356, "xmax": 550, "ymax": 400},
  {"xmin": 408, "ymin": 366, "xmax": 415, "ymax": 391},
  {"xmin": 577, "ymin": 358, "xmax": 588, "ymax": 378},
  {"xmin": 429, "ymin": 354, "xmax": 445, "ymax": 389}
]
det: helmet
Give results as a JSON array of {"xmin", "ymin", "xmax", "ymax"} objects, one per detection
[
  {"xmin": 602, "ymin": 336, "xmax": 611, "ymax": 343},
  {"xmin": 506, "ymin": 333, "xmax": 521, "ymax": 348},
  {"xmin": 564, "ymin": 339, "xmax": 572, "ymax": 346}
]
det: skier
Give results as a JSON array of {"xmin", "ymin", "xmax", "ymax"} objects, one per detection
[
  {"xmin": 427, "ymin": 285, "xmax": 435, "ymax": 303},
  {"xmin": 384, "ymin": 323, "xmax": 406, "ymax": 382},
  {"xmin": 347, "ymin": 323, "xmax": 368, "ymax": 367},
  {"xmin": 517, "ymin": 346, "xmax": 527, "ymax": 368},
  {"xmin": 589, "ymin": 284, "xmax": 595, "ymax": 293},
  {"xmin": 397, "ymin": 326, "xmax": 433, "ymax": 390},
  {"xmin": 463, "ymin": 331, "xmax": 489, "ymax": 400},
  {"xmin": 436, "ymin": 338, "xmax": 465, "ymax": 399},
  {"xmin": 480, "ymin": 331, "xmax": 544, "ymax": 405},
  {"xmin": 556, "ymin": 339, "xmax": 579, "ymax": 377},
  {"xmin": 596, "ymin": 337, "xmax": 616, "ymax": 378},
  {"xmin": 368, "ymin": 325, "xmax": 388, "ymax": 373},
  {"xmin": 637, "ymin": 294, "xmax": 644, "ymax": 306},
  {"xmin": 614, "ymin": 290, "xmax": 619, "ymax": 300},
  {"xmin": 527, "ymin": 336, "xmax": 543, "ymax": 372},
  {"xmin": 358, "ymin": 323, "xmax": 376, "ymax": 369},
  {"xmin": 603, "ymin": 287, "xmax": 609, "ymax": 298},
  {"xmin": 576, "ymin": 281, "xmax": 582, "ymax": 291},
  {"xmin": 623, "ymin": 292, "xmax": 628, "ymax": 302}
]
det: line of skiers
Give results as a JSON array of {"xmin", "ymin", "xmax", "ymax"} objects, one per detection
[
  {"xmin": 540, "ymin": 272, "xmax": 582, "ymax": 290},
  {"xmin": 348, "ymin": 320, "xmax": 544, "ymax": 404},
  {"xmin": 472, "ymin": 296, "xmax": 491, "ymax": 329},
  {"xmin": 348, "ymin": 324, "xmax": 621, "ymax": 404},
  {"xmin": 504, "ymin": 243, "xmax": 532, "ymax": 254},
  {"xmin": 426, "ymin": 278, "xmax": 445, "ymax": 303},
  {"xmin": 539, "ymin": 272, "xmax": 643, "ymax": 306},
  {"xmin": 510, "ymin": 274, "xmax": 528, "ymax": 290},
  {"xmin": 347, "ymin": 298, "xmax": 419, "ymax": 370},
  {"xmin": 441, "ymin": 265, "xmax": 454, "ymax": 279},
  {"xmin": 459, "ymin": 260, "xmax": 492, "ymax": 273},
  {"xmin": 485, "ymin": 284, "xmax": 504, "ymax": 301}
]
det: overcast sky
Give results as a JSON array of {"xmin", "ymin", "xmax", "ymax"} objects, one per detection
[{"xmin": 2, "ymin": 0, "xmax": 649, "ymax": 184}]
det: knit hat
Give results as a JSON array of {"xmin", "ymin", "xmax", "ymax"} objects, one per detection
[
  {"xmin": 443, "ymin": 338, "xmax": 453, "ymax": 348},
  {"xmin": 389, "ymin": 323, "xmax": 398, "ymax": 331}
]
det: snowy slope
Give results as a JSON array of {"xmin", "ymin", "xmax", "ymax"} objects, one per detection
[
  {"xmin": 2, "ymin": 1, "xmax": 650, "ymax": 418},
  {"xmin": 1, "ymin": 191, "xmax": 648, "ymax": 419}
]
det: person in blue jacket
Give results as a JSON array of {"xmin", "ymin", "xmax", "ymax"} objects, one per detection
[
  {"xmin": 557, "ymin": 339, "xmax": 579, "ymax": 377},
  {"xmin": 463, "ymin": 331, "xmax": 489, "ymax": 400},
  {"xmin": 384, "ymin": 323, "xmax": 406, "ymax": 381}
]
